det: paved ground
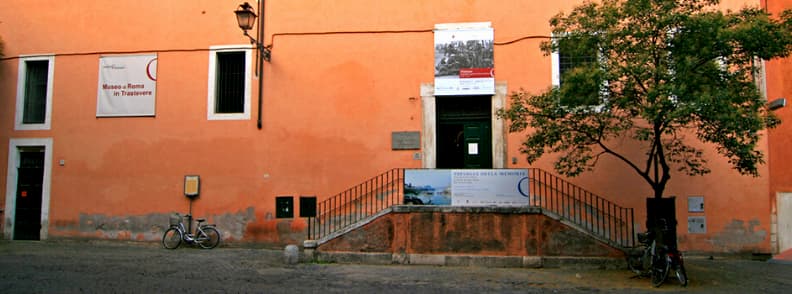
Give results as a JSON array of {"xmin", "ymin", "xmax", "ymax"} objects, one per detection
[{"xmin": 0, "ymin": 240, "xmax": 790, "ymax": 293}]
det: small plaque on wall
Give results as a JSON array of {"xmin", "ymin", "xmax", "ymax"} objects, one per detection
[{"xmin": 392, "ymin": 131, "xmax": 421, "ymax": 150}]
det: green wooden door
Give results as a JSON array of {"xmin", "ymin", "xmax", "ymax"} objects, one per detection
[
  {"xmin": 436, "ymin": 96, "xmax": 492, "ymax": 169},
  {"xmin": 462, "ymin": 122, "xmax": 492, "ymax": 168}
]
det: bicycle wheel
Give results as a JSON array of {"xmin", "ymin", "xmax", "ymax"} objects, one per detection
[
  {"xmin": 675, "ymin": 264, "xmax": 688, "ymax": 287},
  {"xmin": 162, "ymin": 227, "xmax": 182, "ymax": 249},
  {"xmin": 626, "ymin": 248, "xmax": 645, "ymax": 274},
  {"xmin": 196, "ymin": 226, "xmax": 221, "ymax": 249},
  {"xmin": 651, "ymin": 255, "xmax": 670, "ymax": 287}
]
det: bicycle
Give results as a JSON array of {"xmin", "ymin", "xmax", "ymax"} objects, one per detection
[
  {"xmin": 162, "ymin": 213, "xmax": 221, "ymax": 249},
  {"xmin": 626, "ymin": 220, "xmax": 687, "ymax": 287},
  {"xmin": 626, "ymin": 231, "xmax": 656, "ymax": 278}
]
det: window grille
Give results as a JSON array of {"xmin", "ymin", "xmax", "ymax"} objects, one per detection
[
  {"xmin": 558, "ymin": 49, "xmax": 597, "ymax": 87},
  {"xmin": 214, "ymin": 52, "xmax": 245, "ymax": 114}
]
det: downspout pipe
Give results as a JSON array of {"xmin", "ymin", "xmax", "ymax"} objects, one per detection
[{"xmin": 257, "ymin": 0, "xmax": 265, "ymax": 130}]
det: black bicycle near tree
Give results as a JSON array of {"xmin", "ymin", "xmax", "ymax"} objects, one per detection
[{"xmin": 626, "ymin": 219, "xmax": 687, "ymax": 287}]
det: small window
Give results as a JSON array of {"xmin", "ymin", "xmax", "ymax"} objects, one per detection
[
  {"xmin": 551, "ymin": 36, "xmax": 604, "ymax": 108},
  {"xmin": 15, "ymin": 56, "xmax": 54, "ymax": 130},
  {"xmin": 207, "ymin": 46, "xmax": 251, "ymax": 120}
]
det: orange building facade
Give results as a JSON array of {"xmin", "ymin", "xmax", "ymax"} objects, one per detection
[
  {"xmin": 0, "ymin": 0, "xmax": 786, "ymax": 254},
  {"xmin": 766, "ymin": 0, "xmax": 792, "ymax": 255}
]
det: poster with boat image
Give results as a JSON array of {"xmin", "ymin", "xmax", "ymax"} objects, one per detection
[{"xmin": 404, "ymin": 169, "xmax": 530, "ymax": 206}]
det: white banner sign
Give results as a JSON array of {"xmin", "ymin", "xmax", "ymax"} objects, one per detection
[
  {"xmin": 451, "ymin": 170, "xmax": 529, "ymax": 206},
  {"xmin": 434, "ymin": 23, "xmax": 495, "ymax": 95},
  {"xmin": 404, "ymin": 169, "xmax": 529, "ymax": 207},
  {"xmin": 96, "ymin": 54, "xmax": 157, "ymax": 117}
]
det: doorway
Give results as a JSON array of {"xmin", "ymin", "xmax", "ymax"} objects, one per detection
[
  {"xmin": 778, "ymin": 193, "xmax": 792, "ymax": 252},
  {"xmin": 13, "ymin": 149, "xmax": 44, "ymax": 240},
  {"xmin": 4, "ymin": 138, "xmax": 52, "ymax": 240},
  {"xmin": 436, "ymin": 96, "xmax": 492, "ymax": 169}
]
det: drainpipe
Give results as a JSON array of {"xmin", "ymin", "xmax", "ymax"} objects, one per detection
[{"xmin": 256, "ymin": 0, "xmax": 265, "ymax": 130}]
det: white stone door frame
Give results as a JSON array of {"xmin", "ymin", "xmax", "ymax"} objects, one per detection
[
  {"xmin": 4, "ymin": 138, "xmax": 53, "ymax": 240},
  {"xmin": 775, "ymin": 192, "xmax": 792, "ymax": 253},
  {"xmin": 420, "ymin": 82, "xmax": 507, "ymax": 169}
]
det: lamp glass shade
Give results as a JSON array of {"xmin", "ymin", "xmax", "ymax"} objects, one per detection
[{"xmin": 234, "ymin": 8, "xmax": 257, "ymax": 31}]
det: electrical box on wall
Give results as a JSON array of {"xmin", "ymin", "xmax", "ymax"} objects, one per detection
[
  {"xmin": 299, "ymin": 196, "xmax": 317, "ymax": 218},
  {"xmin": 688, "ymin": 196, "xmax": 704, "ymax": 212},
  {"xmin": 184, "ymin": 175, "xmax": 200, "ymax": 198},
  {"xmin": 276, "ymin": 196, "xmax": 294, "ymax": 218},
  {"xmin": 688, "ymin": 216, "xmax": 706, "ymax": 234}
]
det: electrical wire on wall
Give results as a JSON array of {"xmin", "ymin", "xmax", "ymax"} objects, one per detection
[{"xmin": 0, "ymin": 29, "xmax": 550, "ymax": 61}]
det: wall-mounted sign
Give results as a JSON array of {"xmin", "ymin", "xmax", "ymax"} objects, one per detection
[
  {"xmin": 434, "ymin": 22, "xmax": 494, "ymax": 96},
  {"xmin": 96, "ymin": 54, "xmax": 157, "ymax": 117},
  {"xmin": 404, "ymin": 169, "xmax": 529, "ymax": 207},
  {"xmin": 392, "ymin": 131, "xmax": 421, "ymax": 150},
  {"xmin": 467, "ymin": 143, "xmax": 479, "ymax": 155}
]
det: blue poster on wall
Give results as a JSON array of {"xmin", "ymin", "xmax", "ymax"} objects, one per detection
[
  {"xmin": 404, "ymin": 169, "xmax": 452, "ymax": 205},
  {"xmin": 404, "ymin": 169, "xmax": 530, "ymax": 206}
]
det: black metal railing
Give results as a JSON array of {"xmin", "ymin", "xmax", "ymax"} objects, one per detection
[
  {"xmin": 308, "ymin": 168, "xmax": 634, "ymax": 248},
  {"xmin": 527, "ymin": 168, "xmax": 635, "ymax": 248},
  {"xmin": 307, "ymin": 168, "xmax": 404, "ymax": 240}
]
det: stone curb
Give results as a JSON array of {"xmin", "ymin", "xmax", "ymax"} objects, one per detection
[{"xmin": 304, "ymin": 250, "xmax": 625, "ymax": 269}]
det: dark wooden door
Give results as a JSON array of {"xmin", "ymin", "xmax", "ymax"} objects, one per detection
[
  {"xmin": 462, "ymin": 122, "xmax": 492, "ymax": 168},
  {"xmin": 436, "ymin": 96, "xmax": 492, "ymax": 169},
  {"xmin": 14, "ymin": 151, "xmax": 44, "ymax": 240}
]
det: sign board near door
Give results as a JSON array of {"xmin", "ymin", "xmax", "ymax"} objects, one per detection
[{"xmin": 404, "ymin": 169, "xmax": 529, "ymax": 207}]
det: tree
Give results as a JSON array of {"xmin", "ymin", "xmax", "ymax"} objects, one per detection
[{"xmin": 498, "ymin": 0, "xmax": 792, "ymax": 200}]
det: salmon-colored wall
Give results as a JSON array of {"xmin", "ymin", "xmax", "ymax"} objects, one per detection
[
  {"xmin": 0, "ymin": 0, "xmax": 775, "ymax": 252},
  {"xmin": 765, "ymin": 0, "xmax": 792, "ymax": 254}
]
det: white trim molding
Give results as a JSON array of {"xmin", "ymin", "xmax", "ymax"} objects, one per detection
[
  {"xmin": 15, "ymin": 55, "xmax": 55, "ymax": 131},
  {"xmin": 420, "ymin": 82, "xmax": 507, "ymax": 169},
  {"xmin": 207, "ymin": 45, "xmax": 253, "ymax": 120}
]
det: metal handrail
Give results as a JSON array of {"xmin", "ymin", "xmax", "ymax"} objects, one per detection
[
  {"xmin": 527, "ymin": 168, "xmax": 635, "ymax": 248},
  {"xmin": 307, "ymin": 168, "xmax": 634, "ymax": 248},
  {"xmin": 308, "ymin": 168, "xmax": 404, "ymax": 240}
]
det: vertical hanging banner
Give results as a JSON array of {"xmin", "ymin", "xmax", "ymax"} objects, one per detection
[
  {"xmin": 434, "ymin": 22, "xmax": 494, "ymax": 96},
  {"xmin": 96, "ymin": 54, "xmax": 157, "ymax": 117}
]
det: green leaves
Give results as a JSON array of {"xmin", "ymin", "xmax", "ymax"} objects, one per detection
[{"xmin": 499, "ymin": 0, "xmax": 792, "ymax": 198}]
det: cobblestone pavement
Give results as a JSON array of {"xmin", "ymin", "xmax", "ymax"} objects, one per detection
[{"xmin": 0, "ymin": 240, "xmax": 790, "ymax": 293}]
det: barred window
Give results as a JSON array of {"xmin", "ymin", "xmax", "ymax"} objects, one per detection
[
  {"xmin": 207, "ymin": 46, "xmax": 251, "ymax": 120},
  {"xmin": 552, "ymin": 37, "xmax": 604, "ymax": 108},
  {"xmin": 558, "ymin": 50, "xmax": 597, "ymax": 87},
  {"xmin": 214, "ymin": 52, "xmax": 245, "ymax": 114}
]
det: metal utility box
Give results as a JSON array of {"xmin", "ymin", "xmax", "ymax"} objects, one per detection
[
  {"xmin": 299, "ymin": 196, "xmax": 317, "ymax": 218},
  {"xmin": 688, "ymin": 216, "xmax": 706, "ymax": 234},
  {"xmin": 688, "ymin": 196, "xmax": 704, "ymax": 212},
  {"xmin": 276, "ymin": 196, "xmax": 294, "ymax": 218},
  {"xmin": 184, "ymin": 175, "xmax": 200, "ymax": 198}
]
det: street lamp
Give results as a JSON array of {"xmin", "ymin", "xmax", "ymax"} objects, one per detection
[
  {"xmin": 235, "ymin": 2, "xmax": 269, "ymax": 129},
  {"xmin": 234, "ymin": 2, "xmax": 271, "ymax": 61}
]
